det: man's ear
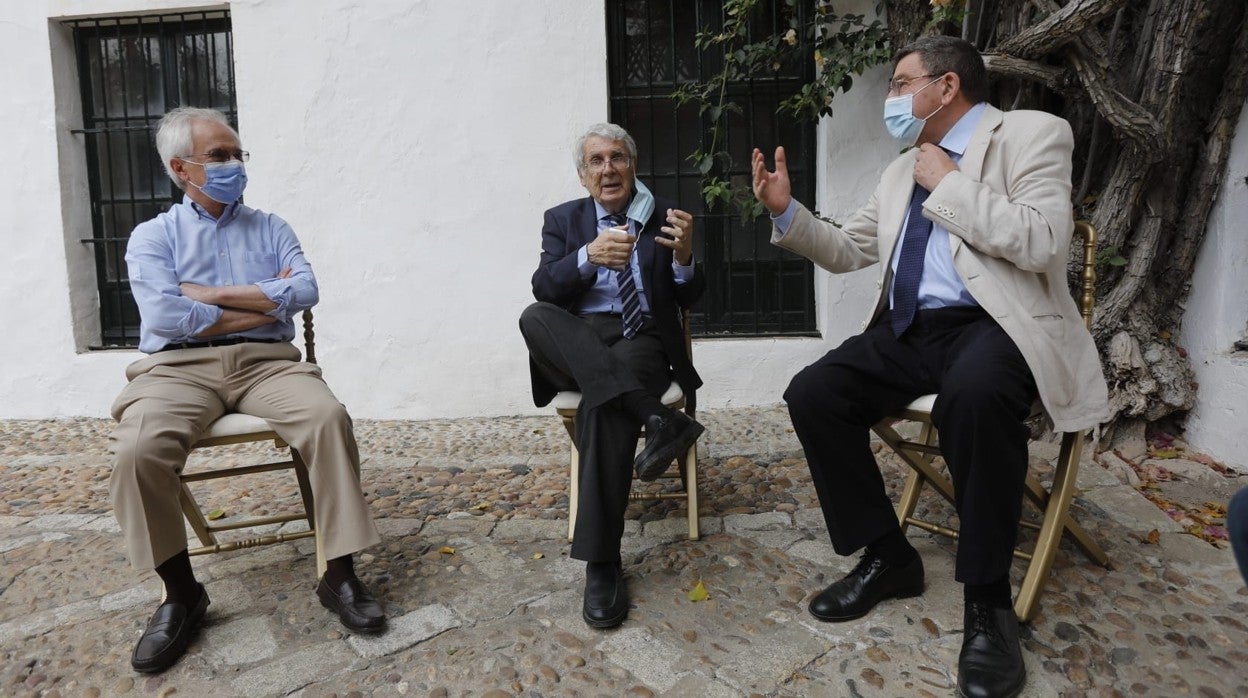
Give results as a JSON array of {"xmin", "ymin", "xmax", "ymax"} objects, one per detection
[
  {"xmin": 169, "ymin": 158, "xmax": 191, "ymax": 186},
  {"xmin": 942, "ymin": 73, "xmax": 962, "ymax": 105}
]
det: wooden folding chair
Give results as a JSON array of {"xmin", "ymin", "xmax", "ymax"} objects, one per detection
[
  {"xmin": 177, "ymin": 309, "xmax": 332, "ymax": 577},
  {"xmin": 872, "ymin": 221, "xmax": 1111, "ymax": 623},
  {"xmin": 553, "ymin": 310, "xmax": 699, "ymax": 542}
]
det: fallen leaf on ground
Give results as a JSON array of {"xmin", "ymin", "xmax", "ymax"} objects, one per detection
[
  {"xmin": 469, "ymin": 502, "xmax": 490, "ymax": 511},
  {"xmin": 1144, "ymin": 529, "xmax": 1160, "ymax": 545},
  {"xmin": 438, "ymin": 546, "xmax": 456, "ymax": 555},
  {"xmin": 207, "ymin": 508, "xmax": 226, "ymax": 520},
  {"xmin": 532, "ymin": 552, "xmax": 544, "ymax": 559},
  {"xmin": 687, "ymin": 581, "xmax": 710, "ymax": 602}
]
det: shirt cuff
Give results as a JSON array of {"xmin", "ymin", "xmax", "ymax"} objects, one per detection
[
  {"xmin": 576, "ymin": 245, "xmax": 596, "ymax": 279},
  {"xmin": 255, "ymin": 278, "xmax": 292, "ymax": 321},
  {"xmin": 672, "ymin": 254, "xmax": 695, "ymax": 284},
  {"xmin": 771, "ymin": 199, "xmax": 798, "ymax": 236}
]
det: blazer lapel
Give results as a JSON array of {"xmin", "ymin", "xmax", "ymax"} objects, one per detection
[
  {"xmin": 577, "ymin": 198, "xmax": 600, "ymax": 248},
  {"xmin": 879, "ymin": 151, "xmax": 919, "ymax": 269},
  {"xmin": 945, "ymin": 104, "xmax": 1001, "ymax": 257},
  {"xmin": 634, "ymin": 207, "xmax": 659, "ymax": 293}
]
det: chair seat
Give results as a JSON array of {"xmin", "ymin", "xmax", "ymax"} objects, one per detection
[
  {"xmin": 896, "ymin": 394, "xmax": 1043, "ymax": 420},
  {"xmin": 199, "ymin": 412, "xmax": 275, "ymax": 440},
  {"xmin": 550, "ymin": 380, "xmax": 684, "ymax": 412}
]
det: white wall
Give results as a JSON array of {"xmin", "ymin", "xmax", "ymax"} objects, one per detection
[
  {"xmin": 0, "ymin": 0, "xmax": 893, "ymax": 420},
  {"xmin": 1179, "ymin": 106, "xmax": 1248, "ymax": 473}
]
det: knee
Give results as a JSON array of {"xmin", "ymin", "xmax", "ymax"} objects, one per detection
[
  {"xmin": 783, "ymin": 365, "xmax": 837, "ymax": 421},
  {"xmin": 305, "ymin": 398, "xmax": 353, "ymax": 431},
  {"xmin": 519, "ymin": 301, "xmax": 559, "ymax": 331},
  {"xmin": 109, "ymin": 416, "xmax": 191, "ymax": 485}
]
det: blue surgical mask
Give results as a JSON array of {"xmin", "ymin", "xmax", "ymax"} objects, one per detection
[
  {"xmin": 883, "ymin": 77, "xmax": 944, "ymax": 148},
  {"xmin": 183, "ymin": 159, "xmax": 248, "ymax": 203}
]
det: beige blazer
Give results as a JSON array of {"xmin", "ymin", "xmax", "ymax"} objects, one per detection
[{"xmin": 775, "ymin": 105, "xmax": 1109, "ymax": 432}]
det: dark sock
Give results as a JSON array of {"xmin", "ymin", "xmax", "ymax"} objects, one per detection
[
  {"xmin": 324, "ymin": 554, "xmax": 356, "ymax": 587},
  {"xmin": 964, "ymin": 576, "xmax": 1013, "ymax": 609},
  {"xmin": 155, "ymin": 549, "xmax": 201, "ymax": 606},
  {"xmin": 866, "ymin": 529, "xmax": 918, "ymax": 567},
  {"xmin": 618, "ymin": 389, "xmax": 666, "ymax": 422}
]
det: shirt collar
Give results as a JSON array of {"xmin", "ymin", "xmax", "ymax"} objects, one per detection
[
  {"xmin": 592, "ymin": 179, "xmax": 656, "ymax": 226},
  {"xmin": 938, "ymin": 101, "xmax": 987, "ymax": 159},
  {"xmin": 185, "ymin": 194, "xmax": 242, "ymax": 224}
]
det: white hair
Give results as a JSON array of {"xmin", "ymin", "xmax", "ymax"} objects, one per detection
[
  {"xmin": 154, "ymin": 107, "xmax": 240, "ymax": 190},
  {"xmin": 574, "ymin": 123, "xmax": 638, "ymax": 174}
]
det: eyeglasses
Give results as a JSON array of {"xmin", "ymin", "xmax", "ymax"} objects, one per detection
[
  {"xmin": 183, "ymin": 149, "xmax": 250, "ymax": 163},
  {"xmin": 584, "ymin": 153, "xmax": 632, "ymax": 173},
  {"xmin": 887, "ymin": 74, "xmax": 938, "ymax": 95}
]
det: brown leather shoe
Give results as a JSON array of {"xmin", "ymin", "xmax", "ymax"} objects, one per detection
[
  {"xmin": 317, "ymin": 576, "xmax": 386, "ymax": 634},
  {"xmin": 131, "ymin": 584, "xmax": 209, "ymax": 673}
]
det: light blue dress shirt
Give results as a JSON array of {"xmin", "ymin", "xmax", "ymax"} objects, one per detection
[
  {"xmin": 573, "ymin": 190, "xmax": 695, "ymax": 317},
  {"xmin": 774, "ymin": 102, "xmax": 986, "ymax": 312},
  {"xmin": 125, "ymin": 196, "xmax": 319, "ymax": 354}
]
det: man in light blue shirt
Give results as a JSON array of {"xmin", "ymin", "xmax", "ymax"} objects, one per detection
[{"xmin": 108, "ymin": 107, "xmax": 385, "ymax": 674}]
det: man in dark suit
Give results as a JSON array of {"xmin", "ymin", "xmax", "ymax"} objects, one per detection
[{"xmin": 519, "ymin": 123, "xmax": 706, "ymax": 629}]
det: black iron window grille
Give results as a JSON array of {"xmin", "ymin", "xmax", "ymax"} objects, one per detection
[
  {"xmin": 607, "ymin": 0, "xmax": 818, "ymax": 337},
  {"xmin": 68, "ymin": 11, "xmax": 236, "ymax": 349}
]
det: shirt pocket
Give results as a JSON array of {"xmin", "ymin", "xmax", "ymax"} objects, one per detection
[{"xmin": 242, "ymin": 251, "xmax": 278, "ymax": 279}]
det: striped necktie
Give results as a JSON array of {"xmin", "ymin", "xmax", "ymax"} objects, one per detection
[
  {"xmin": 890, "ymin": 184, "xmax": 933, "ymax": 337},
  {"xmin": 605, "ymin": 213, "xmax": 643, "ymax": 339}
]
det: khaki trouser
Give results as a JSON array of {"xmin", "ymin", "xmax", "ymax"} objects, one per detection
[{"xmin": 108, "ymin": 341, "xmax": 380, "ymax": 570}]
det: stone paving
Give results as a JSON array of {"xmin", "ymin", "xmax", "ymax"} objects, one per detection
[{"xmin": 2, "ymin": 406, "xmax": 1247, "ymax": 697}]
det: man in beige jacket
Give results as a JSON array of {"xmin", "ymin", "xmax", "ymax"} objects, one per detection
[{"xmin": 751, "ymin": 36, "xmax": 1108, "ymax": 698}]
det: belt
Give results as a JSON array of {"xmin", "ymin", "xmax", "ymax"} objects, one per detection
[{"xmin": 156, "ymin": 337, "xmax": 283, "ymax": 353}]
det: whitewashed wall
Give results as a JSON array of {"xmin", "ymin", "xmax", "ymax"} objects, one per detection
[
  {"xmin": 0, "ymin": 0, "xmax": 889, "ymax": 421},
  {"xmin": 1178, "ymin": 106, "xmax": 1248, "ymax": 473},
  {"xmin": 11, "ymin": 1, "xmax": 1240, "ymax": 473}
]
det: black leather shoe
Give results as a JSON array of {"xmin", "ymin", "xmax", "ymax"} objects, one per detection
[
  {"xmin": 317, "ymin": 576, "xmax": 386, "ymax": 634},
  {"xmin": 808, "ymin": 553, "xmax": 924, "ymax": 622},
  {"xmin": 582, "ymin": 561, "xmax": 628, "ymax": 628},
  {"xmin": 131, "ymin": 584, "xmax": 209, "ymax": 673},
  {"xmin": 957, "ymin": 601, "xmax": 1025, "ymax": 698},
  {"xmin": 634, "ymin": 410, "xmax": 704, "ymax": 482}
]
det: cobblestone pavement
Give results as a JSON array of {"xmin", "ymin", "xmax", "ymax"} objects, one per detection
[{"xmin": 2, "ymin": 406, "xmax": 1247, "ymax": 697}]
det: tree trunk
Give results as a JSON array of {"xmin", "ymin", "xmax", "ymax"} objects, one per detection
[{"xmin": 891, "ymin": 0, "xmax": 1248, "ymax": 433}]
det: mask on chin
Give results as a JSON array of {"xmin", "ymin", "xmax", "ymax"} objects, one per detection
[
  {"xmin": 183, "ymin": 159, "xmax": 248, "ymax": 203},
  {"xmin": 882, "ymin": 77, "xmax": 944, "ymax": 148}
]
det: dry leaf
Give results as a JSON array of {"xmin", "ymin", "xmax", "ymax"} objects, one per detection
[
  {"xmin": 1144, "ymin": 529, "xmax": 1160, "ymax": 545},
  {"xmin": 207, "ymin": 508, "xmax": 226, "ymax": 520},
  {"xmin": 438, "ymin": 546, "xmax": 456, "ymax": 555},
  {"xmin": 469, "ymin": 502, "xmax": 490, "ymax": 511},
  {"xmin": 532, "ymin": 552, "xmax": 544, "ymax": 559},
  {"xmin": 687, "ymin": 581, "xmax": 709, "ymax": 602}
]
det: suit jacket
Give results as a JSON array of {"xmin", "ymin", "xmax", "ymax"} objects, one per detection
[
  {"xmin": 774, "ymin": 105, "xmax": 1109, "ymax": 432},
  {"xmin": 530, "ymin": 194, "xmax": 706, "ymax": 409}
]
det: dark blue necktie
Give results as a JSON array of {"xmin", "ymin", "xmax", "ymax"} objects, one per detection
[
  {"xmin": 605, "ymin": 214, "xmax": 643, "ymax": 339},
  {"xmin": 890, "ymin": 184, "xmax": 933, "ymax": 337}
]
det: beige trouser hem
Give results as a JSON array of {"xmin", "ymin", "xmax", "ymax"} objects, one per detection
[{"xmin": 108, "ymin": 342, "xmax": 380, "ymax": 571}]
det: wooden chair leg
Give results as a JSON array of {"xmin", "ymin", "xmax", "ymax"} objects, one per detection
[
  {"xmin": 1023, "ymin": 473, "xmax": 1110, "ymax": 566},
  {"xmin": 289, "ymin": 449, "xmax": 326, "ymax": 577},
  {"xmin": 563, "ymin": 414, "xmax": 579, "ymax": 543},
  {"xmin": 179, "ymin": 482, "xmax": 216, "ymax": 548},
  {"xmin": 683, "ymin": 443, "xmax": 699, "ymax": 540},
  {"xmin": 1014, "ymin": 431, "xmax": 1084, "ymax": 623}
]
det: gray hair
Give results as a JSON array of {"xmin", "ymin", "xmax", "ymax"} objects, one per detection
[
  {"xmin": 574, "ymin": 123, "xmax": 637, "ymax": 174},
  {"xmin": 155, "ymin": 107, "xmax": 240, "ymax": 190}
]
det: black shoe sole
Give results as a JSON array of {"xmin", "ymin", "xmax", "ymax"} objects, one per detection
[
  {"xmin": 957, "ymin": 675, "xmax": 1025, "ymax": 698},
  {"xmin": 582, "ymin": 606, "xmax": 628, "ymax": 629},
  {"xmin": 635, "ymin": 420, "xmax": 705, "ymax": 482},
  {"xmin": 807, "ymin": 580, "xmax": 925, "ymax": 622},
  {"xmin": 131, "ymin": 591, "xmax": 209, "ymax": 674}
]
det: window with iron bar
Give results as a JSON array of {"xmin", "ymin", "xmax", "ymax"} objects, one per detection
[
  {"xmin": 607, "ymin": 0, "xmax": 818, "ymax": 337},
  {"xmin": 68, "ymin": 11, "xmax": 237, "ymax": 349}
]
